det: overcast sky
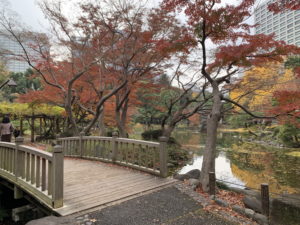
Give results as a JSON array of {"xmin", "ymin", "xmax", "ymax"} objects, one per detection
[
  {"xmin": 7, "ymin": 0, "xmax": 260, "ymax": 31},
  {"xmin": 8, "ymin": 0, "xmax": 47, "ymax": 30}
]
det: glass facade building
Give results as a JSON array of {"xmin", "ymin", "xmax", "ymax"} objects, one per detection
[
  {"xmin": 254, "ymin": 1, "xmax": 300, "ymax": 46},
  {"xmin": 0, "ymin": 33, "xmax": 37, "ymax": 72}
]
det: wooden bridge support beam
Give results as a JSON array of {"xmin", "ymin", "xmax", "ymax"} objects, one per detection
[
  {"xmin": 111, "ymin": 132, "xmax": 119, "ymax": 162},
  {"xmin": 159, "ymin": 136, "xmax": 168, "ymax": 178},
  {"xmin": 52, "ymin": 145, "xmax": 64, "ymax": 208},
  {"xmin": 14, "ymin": 186, "xmax": 23, "ymax": 199}
]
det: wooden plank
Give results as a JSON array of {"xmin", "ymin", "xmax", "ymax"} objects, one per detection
[
  {"xmin": 41, "ymin": 158, "xmax": 46, "ymax": 191},
  {"xmin": 55, "ymin": 158, "xmax": 175, "ymax": 216},
  {"xmin": 64, "ymin": 175, "xmax": 155, "ymax": 199},
  {"xmin": 56, "ymin": 180, "xmax": 175, "ymax": 216},
  {"xmin": 64, "ymin": 177, "xmax": 173, "ymax": 203},
  {"xmin": 63, "ymin": 173, "xmax": 143, "ymax": 191},
  {"xmin": 36, "ymin": 156, "xmax": 40, "ymax": 188}
]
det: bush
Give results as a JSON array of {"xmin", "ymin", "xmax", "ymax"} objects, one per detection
[
  {"xmin": 277, "ymin": 124, "xmax": 300, "ymax": 148},
  {"xmin": 141, "ymin": 129, "xmax": 163, "ymax": 140},
  {"xmin": 168, "ymin": 145, "xmax": 189, "ymax": 166},
  {"xmin": 226, "ymin": 114, "xmax": 252, "ymax": 128},
  {"xmin": 141, "ymin": 129, "xmax": 178, "ymax": 145}
]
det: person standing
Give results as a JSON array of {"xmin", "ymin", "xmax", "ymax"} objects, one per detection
[{"xmin": 0, "ymin": 116, "xmax": 14, "ymax": 142}]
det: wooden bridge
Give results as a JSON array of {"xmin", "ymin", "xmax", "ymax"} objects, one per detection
[{"xmin": 0, "ymin": 135, "xmax": 175, "ymax": 216}]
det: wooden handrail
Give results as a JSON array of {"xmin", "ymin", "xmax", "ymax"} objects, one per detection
[
  {"xmin": 58, "ymin": 135, "xmax": 168, "ymax": 177},
  {"xmin": 0, "ymin": 137, "xmax": 64, "ymax": 209}
]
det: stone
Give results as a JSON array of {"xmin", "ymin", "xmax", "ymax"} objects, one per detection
[
  {"xmin": 253, "ymin": 213, "xmax": 269, "ymax": 225},
  {"xmin": 227, "ymin": 187, "xmax": 245, "ymax": 194},
  {"xmin": 189, "ymin": 178, "xmax": 200, "ymax": 186},
  {"xmin": 215, "ymin": 198, "xmax": 229, "ymax": 207},
  {"xmin": 232, "ymin": 205, "xmax": 245, "ymax": 215},
  {"xmin": 209, "ymin": 195, "xmax": 215, "ymax": 200},
  {"xmin": 243, "ymin": 196, "xmax": 262, "ymax": 213},
  {"xmin": 167, "ymin": 163, "xmax": 175, "ymax": 167},
  {"xmin": 243, "ymin": 190, "xmax": 261, "ymax": 199},
  {"xmin": 174, "ymin": 169, "xmax": 201, "ymax": 181},
  {"xmin": 270, "ymin": 195, "xmax": 300, "ymax": 225},
  {"xmin": 186, "ymin": 169, "xmax": 201, "ymax": 179},
  {"xmin": 173, "ymin": 174, "xmax": 189, "ymax": 181},
  {"xmin": 245, "ymin": 208, "xmax": 255, "ymax": 218}
]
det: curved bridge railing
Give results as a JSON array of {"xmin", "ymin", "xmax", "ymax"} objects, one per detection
[
  {"xmin": 0, "ymin": 137, "xmax": 63, "ymax": 208},
  {"xmin": 57, "ymin": 134, "xmax": 168, "ymax": 177}
]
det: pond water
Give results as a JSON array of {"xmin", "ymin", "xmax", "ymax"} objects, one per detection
[
  {"xmin": 0, "ymin": 185, "xmax": 27, "ymax": 225},
  {"xmin": 174, "ymin": 131, "xmax": 300, "ymax": 194}
]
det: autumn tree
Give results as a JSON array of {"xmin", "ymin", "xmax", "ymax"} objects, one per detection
[
  {"xmin": 268, "ymin": 0, "xmax": 300, "ymax": 13},
  {"xmin": 1, "ymin": 0, "xmax": 191, "ymax": 136},
  {"xmin": 162, "ymin": 0, "xmax": 300, "ymax": 191},
  {"xmin": 158, "ymin": 60, "xmax": 211, "ymax": 138},
  {"xmin": 0, "ymin": 1, "xmax": 116, "ymax": 135},
  {"xmin": 270, "ymin": 56, "xmax": 300, "ymax": 128},
  {"xmin": 50, "ymin": 0, "xmax": 193, "ymax": 137},
  {"xmin": 229, "ymin": 63, "xmax": 296, "ymax": 113}
]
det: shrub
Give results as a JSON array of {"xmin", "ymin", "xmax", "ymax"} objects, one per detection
[
  {"xmin": 141, "ymin": 129, "xmax": 178, "ymax": 145},
  {"xmin": 277, "ymin": 124, "xmax": 300, "ymax": 148}
]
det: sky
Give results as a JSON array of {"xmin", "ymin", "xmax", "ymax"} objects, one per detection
[
  {"xmin": 7, "ymin": 0, "xmax": 259, "ymax": 31},
  {"xmin": 8, "ymin": 0, "xmax": 48, "ymax": 30}
]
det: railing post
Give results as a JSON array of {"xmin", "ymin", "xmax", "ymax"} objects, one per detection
[
  {"xmin": 159, "ymin": 136, "xmax": 168, "ymax": 178},
  {"xmin": 209, "ymin": 172, "xmax": 216, "ymax": 196},
  {"xmin": 52, "ymin": 145, "xmax": 64, "ymax": 208},
  {"xmin": 79, "ymin": 132, "xmax": 85, "ymax": 158},
  {"xmin": 261, "ymin": 183, "xmax": 270, "ymax": 217},
  {"xmin": 14, "ymin": 137, "xmax": 24, "ymax": 178},
  {"xmin": 111, "ymin": 132, "xmax": 119, "ymax": 163}
]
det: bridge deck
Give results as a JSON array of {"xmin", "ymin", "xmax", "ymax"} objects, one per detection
[{"xmin": 54, "ymin": 158, "xmax": 176, "ymax": 216}]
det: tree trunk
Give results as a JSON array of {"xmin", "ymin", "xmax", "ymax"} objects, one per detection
[
  {"xmin": 116, "ymin": 97, "xmax": 129, "ymax": 138},
  {"xmin": 200, "ymin": 85, "xmax": 222, "ymax": 192},
  {"xmin": 31, "ymin": 115, "xmax": 35, "ymax": 142},
  {"xmin": 65, "ymin": 96, "xmax": 79, "ymax": 135},
  {"xmin": 162, "ymin": 124, "xmax": 176, "ymax": 141},
  {"xmin": 98, "ymin": 111, "xmax": 106, "ymax": 136}
]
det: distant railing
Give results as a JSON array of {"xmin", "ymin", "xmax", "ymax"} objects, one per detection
[
  {"xmin": 57, "ymin": 133, "xmax": 168, "ymax": 177},
  {"xmin": 0, "ymin": 137, "xmax": 63, "ymax": 209}
]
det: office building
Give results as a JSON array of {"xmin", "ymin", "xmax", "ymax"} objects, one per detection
[
  {"xmin": 254, "ymin": 0, "xmax": 300, "ymax": 46},
  {"xmin": 0, "ymin": 31, "xmax": 48, "ymax": 72}
]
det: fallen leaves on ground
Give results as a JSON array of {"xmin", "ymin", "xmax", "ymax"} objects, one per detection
[{"xmin": 195, "ymin": 186, "xmax": 257, "ymax": 224}]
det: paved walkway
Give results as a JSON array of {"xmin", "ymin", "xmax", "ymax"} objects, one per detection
[{"xmin": 27, "ymin": 187, "xmax": 237, "ymax": 225}]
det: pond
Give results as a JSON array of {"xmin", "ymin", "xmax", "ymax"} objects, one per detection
[
  {"xmin": 174, "ymin": 131, "xmax": 300, "ymax": 195},
  {"xmin": 0, "ymin": 185, "xmax": 28, "ymax": 225}
]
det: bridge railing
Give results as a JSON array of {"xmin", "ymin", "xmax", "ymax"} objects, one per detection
[
  {"xmin": 0, "ymin": 137, "xmax": 63, "ymax": 209},
  {"xmin": 57, "ymin": 133, "xmax": 168, "ymax": 177}
]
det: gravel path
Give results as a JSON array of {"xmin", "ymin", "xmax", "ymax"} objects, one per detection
[
  {"xmin": 27, "ymin": 186, "xmax": 239, "ymax": 225},
  {"xmin": 72, "ymin": 187, "xmax": 237, "ymax": 225}
]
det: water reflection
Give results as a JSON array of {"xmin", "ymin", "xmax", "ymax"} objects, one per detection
[
  {"xmin": 179, "ymin": 152, "xmax": 245, "ymax": 188},
  {"xmin": 174, "ymin": 131, "xmax": 300, "ymax": 194}
]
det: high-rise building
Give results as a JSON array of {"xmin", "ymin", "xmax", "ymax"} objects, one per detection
[
  {"xmin": 0, "ymin": 33, "xmax": 31, "ymax": 72},
  {"xmin": 0, "ymin": 31, "xmax": 48, "ymax": 73},
  {"xmin": 254, "ymin": 0, "xmax": 300, "ymax": 46}
]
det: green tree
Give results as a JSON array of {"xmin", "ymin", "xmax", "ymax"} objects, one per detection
[
  {"xmin": 1, "ymin": 69, "xmax": 41, "ymax": 102},
  {"xmin": 0, "ymin": 61, "xmax": 9, "ymax": 87}
]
